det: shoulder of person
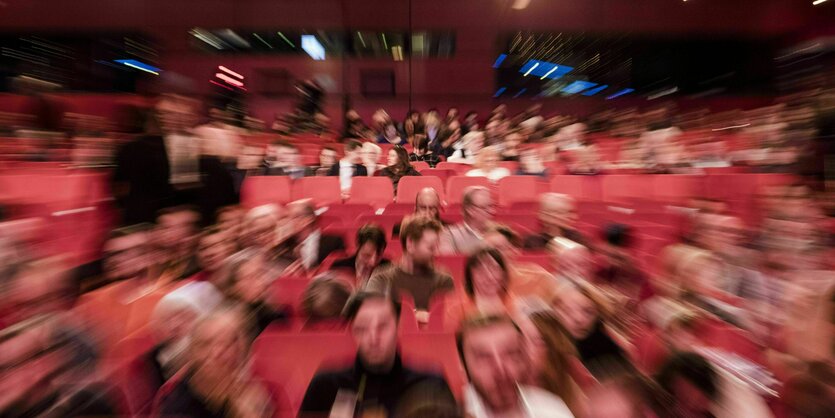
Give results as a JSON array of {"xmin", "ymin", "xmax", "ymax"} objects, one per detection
[{"xmin": 519, "ymin": 385, "xmax": 575, "ymax": 417}]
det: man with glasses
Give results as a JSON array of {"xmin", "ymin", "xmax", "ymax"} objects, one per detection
[{"xmin": 439, "ymin": 186, "xmax": 495, "ymax": 255}]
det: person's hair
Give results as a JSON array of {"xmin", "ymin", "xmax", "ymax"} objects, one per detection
[
  {"xmin": 414, "ymin": 134, "xmax": 429, "ymax": 152},
  {"xmin": 107, "ymin": 223, "xmax": 154, "ymax": 242},
  {"xmin": 399, "ymin": 215, "xmax": 443, "ymax": 249},
  {"xmin": 456, "ymin": 314, "xmax": 522, "ymax": 373},
  {"xmin": 655, "ymin": 351, "xmax": 719, "ymax": 401},
  {"xmin": 529, "ymin": 311, "xmax": 579, "ymax": 411},
  {"xmin": 320, "ymin": 145, "xmax": 337, "ymax": 154},
  {"xmin": 604, "ymin": 223, "xmax": 633, "ymax": 248},
  {"xmin": 156, "ymin": 205, "xmax": 200, "ymax": 224},
  {"xmin": 390, "ymin": 146, "xmax": 414, "ymax": 175},
  {"xmin": 461, "ymin": 186, "xmax": 489, "ymax": 210},
  {"xmin": 553, "ymin": 280, "xmax": 616, "ymax": 325},
  {"xmin": 464, "ymin": 248, "xmax": 508, "ymax": 297},
  {"xmin": 356, "ymin": 224, "xmax": 388, "ymax": 255},
  {"xmin": 301, "ymin": 275, "xmax": 352, "ymax": 320},
  {"xmin": 344, "ymin": 139, "xmax": 363, "ymax": 152},
  {"xmin": 271, "ymin": 139, "xmax": 297, "ymax": 151},
  {"xmin": 199, "ymin": 225, "xmax": 225, "ymax": 241},
  {"xmin": 342, "ymin": 291, "xmax": 402, "ymax": 322},
  {"xmin": 216, "ymin": 205, "xmax": 243, "ymax": 220}
]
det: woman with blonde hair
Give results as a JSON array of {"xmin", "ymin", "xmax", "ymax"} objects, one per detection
[{"xmin": 465, "ymin": 145, "xmax": 511, "ymax": 182}]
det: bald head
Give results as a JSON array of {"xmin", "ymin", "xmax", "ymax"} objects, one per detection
[{"xmin": 538, "ymin": 193, "xmax": 577, "ymax": 234}]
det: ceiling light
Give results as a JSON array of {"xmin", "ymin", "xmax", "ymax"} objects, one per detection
[
  {"xmin": 253, "ymin": 33, "xmax": 273, "ymax": 49},
  {"xmin": 812, "ymin": 0, "xmax": 827, "ymax": 5},
  {"xmin": 523, "ymin": 62, "xmax": 539, "ymax": 76},
  {"xmin": 512, "ymin": 0, "xmax": 531, "ymax": 10},
  {"xmin": 114, "ymin": 59, "xmax": 161, "ymax": 75},
  {"xmin": 218, "ymin": 66, "xmax": 243, "ymax": 79},
  {"xmin": 277, "ymin": 32, "xmax": 295, "ymax": 48}
]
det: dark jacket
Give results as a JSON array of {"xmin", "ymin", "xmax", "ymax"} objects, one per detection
[
  {"xmin": 408, "ymin": 152, "xmax": 440, "ymax": 168},
  {"xmin": 326, "ymin": 163, "xmax": 368, "ymax": 177},
  {"xmin": 272, "ymin": 232, "xmax": 347, "ymax": 267},
  {"xmin": 112, "ymin": 134, "xmax": 173, "ymax": 225},
  {"xmin": 299, "ymin": 354, "xmax": 452, "ymax": 417},
  {"xmin": 522, "ymin": 228, "xmax": 588, "ymax": 250},
  {"xmin": 262, "ymin": 165, "xmax": 315, "ymax": 179}
]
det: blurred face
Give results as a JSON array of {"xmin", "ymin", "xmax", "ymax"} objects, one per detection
[
  {"xmin": 471, "ymin": 256, "xmax": 506, "ymax": 298},
  {"xmin": 277, "ymin": 146, "xmax": 299, "ymax": 167},
  {"xmin": 408, "ymin": 230, "xmax": 439, "ymax": 266},
  {"xmin": 191, "ymin": 312, "xmax": 247, "ymax": 378},
  {"xmin": 484, "ymin": 232, "xmax": 515, "ymax": 254},
  {"xmin": 232, "ymin": 256, "xmax": 271, "ymax": 304},
  {"xmin": 245, "ymin": 215, "xmax": 277, "ymax": 248},
  {"xmin": 586, "ymin": 384, "xmax": 638, "ymax": 418},
  {"xmin": 387, "ymin": 149, "xmax": 398, "ymax": 167},
  {"xmin": 480, "ymin": 149, "xmax": 500, "ymax": 170},
  {"xmin": 362, "ymin": 147, "xmax": 380, "ymax": 165},
  {"xmin": 554, "ymin": 288, "xmax": 598, "ymax": 339},
  {"xmin": 238, "ymin": 146, "xmax": 264, "ymax": 169},
  {"xmin": 463, "ymin": 323, "xmax": 529, "ymax": 412},
  {"xmin": 540, "ymin": 196, "xmax": 577, "ymax": 232},
  {"xmin": 520, "ymin": 150, "xmax": 541, "ymax": 171},
  {"xmin": 5, "ymin": 265, "xmax": 69, "ymax": 325},
  {"xmin": 415, "ymin": 190, "xmax": 441, "ymax": 219},
  {"xmin": 351, "ymin": 299, "xmax": 398, "ymax": 369},
  {"xmin": 287, "ymin": 203, "xmax": 316, "ymax": 236},
  {"xmin": 320, "ymin": 149, "xmax": 337, "ymax": 167},
  {"xmin": 156, "ymin": 211, "xmax": 197, "ymax": 252},
  {"xmin": 465, "ymin": 190, "xmax": 495, "ymax": 228},
  {"xmin": 355, "ymin": 242, "xmax": 382, "ymax": 272},
  {"xmin": 154, "ymin": 307, "xmax": 198, "ymax": 346},
  {"xmin": 197, "ymin": 232, "xmax": 233, "ymax": 273},
  {"xmin": 103, "ymin": 233, "xmax": 150, "ymax": 281}
]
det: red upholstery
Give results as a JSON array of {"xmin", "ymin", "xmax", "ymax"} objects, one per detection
[
  {"xmin": 347, "ymin": 177, "xmax": 394, "ymax": 208},
  {"xmin": 271, "ymin": 277, "xmax": 312, "ymax": 314},
  {"xmin": 241, "ymin": 176, "xmax": 292, "ymax": 208},
  {"xmin": 291, "ymin": 177, "xmax": 342, "ymax": 207},
  {"xmin": 446, "ymin": 176, "xmax": 491, "ymax": 205},
  {"xmin": 436, "ymin": 162, "xmax": 471, "ymax": 175},
  {"xmin": 419, "ymin": 168, "xmax": 456, "ymax": 184},
  {"xmin": 653, "ymin": 175, "xmax": 705, "ymax": 204},
  {"xmin": 319, "ymin": 203, "xmax": 374, "ymax": 227},
  {"xmin": 497, "ymin": 176, "xmax": 541, "ymax": 207},
  {"xmin": 411, "ymin": 161, "xmax": 430, "ymax": 171},
  {"xmin": 358, "ymin": 213, "xmax": 406, "ymax": 238},
  {"xmin": 399, "ymin": 333, "xmax": 466, "ymax": 400},
  {"xmin": 396, "ymin": 176, "xmax": 445, "ymax": 204}
]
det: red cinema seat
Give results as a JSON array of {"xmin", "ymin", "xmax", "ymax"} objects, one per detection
[
  {"xmin": 419, "ymin": 168, "xmax": 456, "ymax": 185},
  {"xmin": 319, "ymin": 203, "xmax": 374, "ymax": 227},
  {"xmin": 396, "ymin": 176, "xmax": 445, "ymax": 204},
  {"xmin": 435, "ymin": 255, "xmax": 467, "ymax": 293},
  {"xmin": 347, "ymin": 177, "xmax": 394, "ymax": 209},
  {"xmin": 411, "ymin": 161, "xmax": 430, "ymax": 171},
  {"xmin": 497, "ymin": 176, "xmax": 541, "ymax": 207},
  {"xmin": 446, "ymin": 176, "xmax": 491, "ymax": 205},
  {"xmin": 241, "ymin": 176, "xmax": 292, "ymax": 208},
  {"xmin": 550, "ymin": 175, "xmax": 594, "ymax": 200},
  {"xmin": 653, "ymin": 175, "xmax": 705, "ymax": 204},
  {"xmin": 252, "ymin": 332, "xmax": 355, "ymax": 415},
  {"xmin": 602, "ymin": 175, "xmax": 646, "ymax": 203},
  {"xmin": 271, "ymin": 277, "xmax": 312, "ymax": 314},
  {"xmin": 436, "ymin": 162, "xmax": 471, "ymax": 175},
  {"xmin": 291, "ymin": 177, "xmax": 342, "ymax": 207},
  {"xmin": 358, "ymin": 213, "xmax": 405, "ymax": 238},
  {"xmin": 399, "ymin": 333, "xmax": 466, "ymax": 400}
]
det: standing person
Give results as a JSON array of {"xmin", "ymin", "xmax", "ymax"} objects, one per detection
[
  {"xmin": 380, "ymin": 147, "xmax": 422, "ymax": 192},
  {"xmin": 439, "ymin": 186, "xmax": 496, "ymax": 255},
  {"xmin": 193, "ymin": 107, "xmax": 242, "ymax": 162},
  {"xmin": 112, "ymin": 107, "xmax": 173, "ymax": 225},
  {"xmin": 327, "ymin": 139, "xmax": 368, "ymax": 195}
]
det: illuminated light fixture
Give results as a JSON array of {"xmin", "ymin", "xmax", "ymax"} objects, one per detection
[
  {"xmin": 494, "ymin": 87, "xmax": 507, "ymax": 97},
  {"xmin": 219, "ymin": 29, "xmax": 251, "ymax": 48},
  {"xmin": 382, "ymin": 34, "xmax": 388, "ymax": 49},
  {"xmin": 518, "ymin": 60, "xmax": 573, "ymax": 80},
  {"xmin": 412, "ymin": 34, "xmax": 425, "ymax": 55},
  {"xmin": 712, "ymin": 123, "xmax": 750, "ymax": 132},
  {"xmin": 190, "ymin": 29, "xmax": 224, "ymax": 49},
  {"xmin": 392, "ymin": 46, "xmax": 404, "ymax": 61},
  {"xmin": 357, "ymin": 32, "xmax": 366, "ymax": 48},
  {"xmin": 813, "ymin": 0, "xmax": 827, "ymax": 5},
  {"xmin": 493, "ymin": 54, "xmax": 507, "ymax": 68},
  {"xmin": 540, "ymin": 65, "xmax": 559, "ymax": 80},
  {"xmin": 606, "ymin": 88, "xmax": 635, "ymax": 100},
  {"xmin": 562, "ymin": 81, "xmax": 597, "ymax": 95},
  {"xmin": 277, "ymin": 32, "xmax": 295, "ymax": 48},
  {"xmin": 301, "ymin": 35, "xmax": 325, "ymax": 60},
  {"xmin": 648, "ymin": 86, "xmax": 679, "ymax": 100},
  {"xmin": 216, "ymin": 73, "xmax": 244, "ymax": 87},
  {"xmin": 209, "ymin": 79, "xmax": 234, "ymax": 91},
  {"xmin": 523, "ymin": 62, "xmax": 539, "ymax": 76},
  {"xmin": 513, "ymin": 88, "xmax": 527, "ymax": 98},
  {"xmin": 512, "ymin": 0, "xmax": 532, "ymax": 9},
  {"xmin": 114, "ymin": 59, "xmax": 161, "ymax": 75},
  {"xmin": 582, "ymin": 84, "xmax": 609, "ymax": 96},
  {"xmin": 218, "ymin": 66, "xmax": 243, "ymax": 79},
  {"xmin": 253, "ymin": 33, "xmax": 273, "ymax": 49}
]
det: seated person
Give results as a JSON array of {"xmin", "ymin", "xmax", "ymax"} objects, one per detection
[
  {"xmin": 549, "ymin": 237, "xmax": 594, "ymax": 284},
  {"xmin": 153, "ymin": 206, "xmax": 201, "ymax": 283},
  {"xmin": 222, "ymin": 247, "xmax": 290, "ymax": 336},
  {"xmin": 312, "ymin": 146, "xmax": 338, "ymax": 176},
  {"xmin": 465, "ymin": 146, "xmax": 511, "ymax": 183},
  {"xmin": 408, "ymin": 134, "xmax": 440, "ymax": 168},
  {"xmin": 263, "ymin": 140, "xmax": 312, "ymax": 178},
  {"xmin": 392, "ymin": 187, "xmax": 447, "ymax": 237},
  {"xmin": 379, "ymin": 147, "xmax": 422, "ymax": 192},
  {"xmin": 239, "ymin": 204, "xmax": 282, "ymax": 250},
  {"xmin": 189, "ymin": 225, "xmax": 236, "ymax": 284},
  {"xmin": 482, "ymin": 224, "xmax": 558, "ymax": 305},
  {"xmin": 365, "ymin": 216, "xmax": 453, "ymax": 310},
  {"xmin": 501, "ymin": 133, "xmax": 523, "ymax": 161},
  {"xmin": 458, "ymin": 315, "xmax": 575, "ymax": 417},
  {"xmin": 332, "ymin": 224, "xmax": 391, "ymax": 283},
  {"xmin": 439, "ymin": 186, "xmax": 495, "ymax": 255},
  {"xmin": 273, "ymin": 199, "xmax": 346, "ymax": 274},
  {"xmin": 447, "ymin": 131, "xmax": 484, "ymax": 165},
  {"xmin": 516, "ymin": 147, "xmax": 550, "ymax": 177},
  {"xmin": 523, "ymin": 193, "xmax": 586, "ymax": 250},
  {"xmin": 445, "ymin": 248, "xmax": 522, "ymax": 330},
  {"xmin": 300, "ymin": 274, "xmax": 353, "ymax": 330},
  {"xmin": 327, "ymin": 139, "xmax": 368, "ymax": 193},
  {"xmin": 362, "ymin": 142, "xmax": 384, "ymax": 176},
  {"xmin": 156, "ymin": 307, "xmax": 286, "ymax": 418},
  {"xmin": 377, "ymin": 122, "xmax": 405, "ymax": 145},
  {"xmin": 300, "ymin": 293, "xmax": 453, "ymax": 417}
]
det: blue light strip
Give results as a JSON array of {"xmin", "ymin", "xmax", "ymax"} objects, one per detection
[
  {"xmin": 114, "ymin": 59, "xmax": 161, "ymax": 75},
  {"xmin": 513, "ymin": 88, "xmax": 527, "ymax": 98},
  {"xmin": 518, "ymin": 60, "xmax": 573, "ymax": 80},
  {"xmin": 562, "ymin": 81, "xmax": 597, "ymax": 95},
  {"xmin": 605, "ymin": 88, "xmax": 635, "ymax": 100},
  {"xmin": 493, "ymin": 54, "xmax": 507, "ymax": 68},
  {"xmin": 493, "ymin": 87, "xmax": 507, "ymax": 98},
  {"xmin": 582, "ymin": 84, "xmax": 609, "ymax": 96}
]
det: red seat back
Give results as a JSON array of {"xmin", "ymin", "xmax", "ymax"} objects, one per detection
[
  {"xmin": 446, "ymin": 176, "xmax": 491, "ymax": 205},
  {"xmin": 347, "ymin": 177, "xmax": 394, "ymax": 208},
  {"xmin": 396, "ymin": 176, "xmax": 445, "ymax": 204},
  {"xmin": 497, "ymin": 176, "xmax": 542, "ymax": 207},
  {"xmin": 419, "ymin": 168, "xmax": 456, "ymax": 184},
  {"xmin": 241, "ymin": 176, "xmax": 292, "ymax": 208},
  {"xmin": 291, "ymin": 177, "xmax": 342, "ymax": 207}
]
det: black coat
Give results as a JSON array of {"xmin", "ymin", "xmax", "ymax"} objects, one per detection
[
  {"xmin": 326, "ymin": 163, "xmax": 368, "ymax": 177},
  {"xmin": 273, "ymin": 233, "xmax": 347, "ymax": 267},
  {"xmin": 112, "ymin": 135, "xmax": 173, "ymax": 225}
]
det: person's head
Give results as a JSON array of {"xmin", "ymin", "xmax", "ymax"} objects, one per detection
[
  {"xmin": 655, "ymin": 352, "xmax": 719, "ymax": 418},
  {"xmin": 268, "ymin": 140, "xmax": 299, "ymax": 167},
  {"xmin": 552, "ymin": 281, "xmax": 608, "ymax": 340},
  {"xmin": 505, "ymin": 133, "xmax": 523, "ymax": 150},
  {"xmin": 149, "ymin": 283, "xmax": 219, "ymax": 369},
  {"xmin": 3, "ymin": 257, "xmax": 72, "ymax": 325},
  {"xmin": 519, "ymin": 147, "xmax": 544, "ymax": 173},
  {"xmin": 601, "ymin": 223, "xmax": 633, "ymax": 263},
  {"xmin": 301, "ymin": 275, "xmax": 352, "ymax": 321},
  {"xmin": 197, "ymin": 226, "xmax": 235, "ymax": 274},
  {"xmin": 461, "ymin": 131, "xmax": 485, "ymax": 154},
  {"xmin": 464, "ymin": 248, "xmax": 509, "ymax": 300},
  {"xmin": 414, "ymin": 134, "xmax": 430, "ymax": 155},
  {"xmin": 103, "ymin": 224, "xmax": 153, "ymax": 281},
  {"xmin": 361, "ymin": 142, "xmax": 382, "ymax": 166},
  {"xmin": 676, "ymin": 249, "xmax": 725, "ymax": 301},
  {"xmin": 223, "ymin": 248, "xmax": 273, "ymax": 305},
  {"xmin": 415, "ymin": 187, "xmax": 442, "ymax": 220},
  {"xmin": 155, "ymin": 206, "xmax": 200, "ymax": 254},
  {"xmin": 399, "ymin": 215, "xmax": 443, "ymax": 267},
  {"xmin": 476, "ymin": 146, "xmax": 501, "ymax": 171},
  {"xmin": 462, "ymin": 186, "xmax": 494, "ymax": 231},
  {"xmin": 241, "ymin": 204, "xmax": 281, "ymax": 248},
  {"xmin": 446, "ymin": 108, "xmax": 459, "ymax": 121},
  {"xmin": 387, "ymin": 146, "xmax": 413, "ymax": 174},
  {"xmin": 538, "ymin": 193, "xmax": 577, "ymax": 233},
  {"xmin": 527, "ymin": 311, "xmax": 578, "ymax": 409},
  {"xmin": 355, "ymin": 224, "xmax": 388, "ymax": 271},
  {"xmin": 319, "ymin": 145, "xmax": 338, "ymax": 168},
  {"xmin": 343, "ymin": 139, "xmax": 363, "ymax": 163},
  {"xmin": 286, "ymin": 199, "xmax": 318, "ymax": 238},
  {"xmin": 344, "ymin": 292, "xmax": 401, "ymax": 371},
  {"xmin": 237, "ymin": 145, "xmax": 265, "ymax": 169},
  {"xmin": 189, "ymin": 307, "xmax": 250, "ymax": 383},
  {"xmin": 457, "ymin": 315, "xmax": 529, "ymax": 413},
  {"xmin": 585, "ymin": 373, "xmax": 671, "ymax": 418},
  {"xmin": 216, "ymin": 205, "xmax": 245, "ymax": 239}
]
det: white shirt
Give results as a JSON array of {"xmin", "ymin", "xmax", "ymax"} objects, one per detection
[
  {"xmin": 194, "ymin": 123, "xmax": 241, "ymax": 160},
  {"xmin": 300, "ymin": 230, "xmax": 321, "ymax": 269},
  {"xmin": 466, "ymin": 167, "xmax": 511, "ymax": 183},
  {"xmin": 163, "ymin": 133, "xmax": 201, "ymax": 185},
  {"xmin": 338, "ymin": 160, "xmax": 354, "ymax": 191},
  {"xmin": 464, "ymin": 384, "xmax": 574, "ymax": 418}
]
